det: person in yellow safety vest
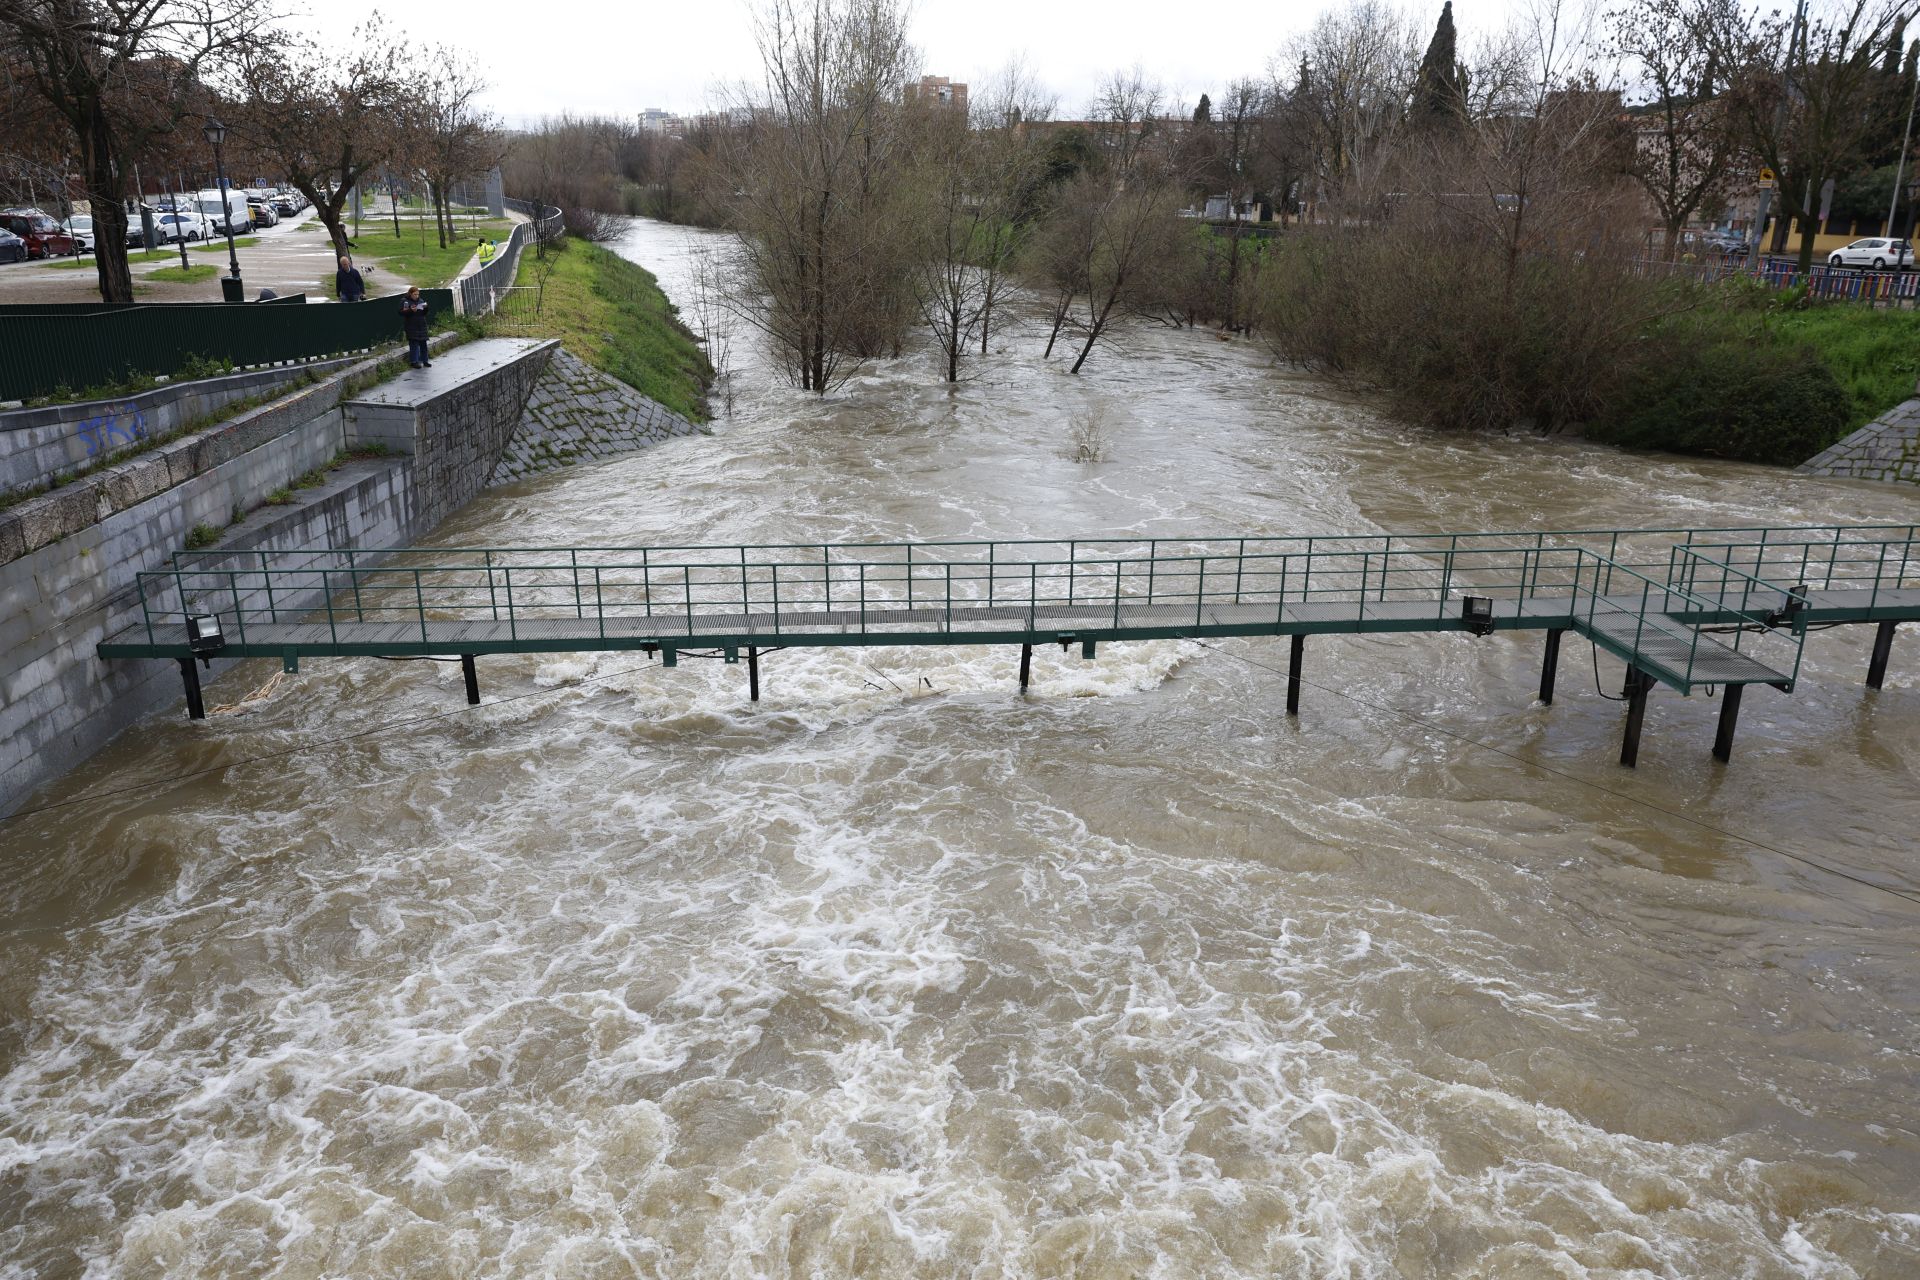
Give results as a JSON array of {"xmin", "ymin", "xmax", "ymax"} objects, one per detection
[{"xmin": 476, "ymin": 238, "xmax": 498, "ymax": 265}]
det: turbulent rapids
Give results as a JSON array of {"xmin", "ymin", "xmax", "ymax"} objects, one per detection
[{"xmin": 2, "ymin": 216, "xmax": 1918, "ymax": 1278}]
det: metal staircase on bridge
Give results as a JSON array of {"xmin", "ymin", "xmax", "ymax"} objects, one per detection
[{"xmin": 97, "ymin": 524, "xmax": 1920, "ymax": 768}]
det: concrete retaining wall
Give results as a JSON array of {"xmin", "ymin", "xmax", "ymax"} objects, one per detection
[
  {"xmin": 1798, "ymin": 396, "xmax": 1920, "ymax": 485},
  {"xmin": 494, "ymin": 347, "xmax": 704, "ymax": 485},
  {"xmin": 0, "ymin": 357, "xmax": 365, "ymax": 499},
  {"xmin": 0, "ymin": 337, "xmax": 548, "ymax": 817}
]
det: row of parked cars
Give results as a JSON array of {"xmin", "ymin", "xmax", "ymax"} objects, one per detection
[{"xmin": 0, "ymin": 187, "xmax": 312, "ymax": 262}]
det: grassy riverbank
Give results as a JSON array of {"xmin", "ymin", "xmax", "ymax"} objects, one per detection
[
  {"xmin": 1587, "ymin": 294, "xmax": 1920, "ymax": 466},
  {"xmin": 511, "ymin": 237, "xmax": 711, "ymax": 422}
]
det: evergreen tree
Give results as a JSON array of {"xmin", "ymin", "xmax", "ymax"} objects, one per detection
[
  {"xmin": 1411, "ymin": 1, "xmax": 1468, "ymax": 131},
  {"xmin": 1194, "ymin": 93, "xmax": 1212, "ymax": 123}
]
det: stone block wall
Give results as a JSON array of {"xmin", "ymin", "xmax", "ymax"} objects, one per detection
[
  {"xmin": 0, "ymin": 356, "xmax": 366, "ymax": 499},
  {"xmin": 494, "ymin": 348, "xmax": 704, "ymax": 485},
  {"xmin": 1798, "ymin": 397, "xmax": 1920, "ymax": 485}
]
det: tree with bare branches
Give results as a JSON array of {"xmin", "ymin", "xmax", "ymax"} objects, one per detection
[
  {"xmin": 234, "ymin": 18, "xmax": 402, "ymax": 261},
  {"xmin": 0, "ymin": 0, "xmax": 276, "ymax": 302}
]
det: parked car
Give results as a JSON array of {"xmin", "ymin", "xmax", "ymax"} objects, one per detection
[
  {"xmin": 61, "ymin": 214, "xmax": 94, "ymax": 252},
  {"xmin": 0, "ymin": 227, "xmax": 25, "ymax": 264},
  {"xmin": 246, "ymin": 198, "xmax": 279, "ymax": 227},
  {"xmin": 0, "ymin": 209, "xmax": 76, "ymax": 258},
  {"xmin": 155, "ymin": 210, "xmax": 208, "ymax": 243},
  {"xmin": 195, "ymin": 189, "xmax": 252, "ymax": 235},
  {"xmin": 271, "ymin": 195, "xmax": 298, "ymax": 217},
  {"xmin": 1827, "ymin": 237, "xmax": 1914, "ymax": 270},
  {"xmin": 1701, "ymin": 231, "xmax": 1749, "ymax": 256}
]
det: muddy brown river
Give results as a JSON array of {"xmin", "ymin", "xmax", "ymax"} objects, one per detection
[{"xmin": 1, "ymin": 217, "xmax": 1917, "ymax": 1277}]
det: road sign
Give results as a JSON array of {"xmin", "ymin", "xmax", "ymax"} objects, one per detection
[{"xmin": 1758, "ymin": 167, "xmax": 1777, "ymax": 189}]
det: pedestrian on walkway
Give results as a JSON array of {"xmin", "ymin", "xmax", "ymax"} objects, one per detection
[
  {"xmin": 335, "ymin": 255, "xmax": 365, "ymax": 302},
  {"xmin": 400, "ymin": 286, "xmax": 432, "ymax": 368}
]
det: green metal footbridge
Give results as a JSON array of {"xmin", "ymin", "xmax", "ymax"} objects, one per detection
[{"xmin": 98, "ymin": 524, "xmax": 1920, "ymax": 766}]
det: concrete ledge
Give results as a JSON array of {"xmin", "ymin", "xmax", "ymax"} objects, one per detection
[{"xmin": 0, "ymin": 334, "xmax": 457, "ymax": 569}]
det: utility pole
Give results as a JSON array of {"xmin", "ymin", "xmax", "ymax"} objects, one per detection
[{"xmin": 1888, "ymin": 54, "xmax": 1920, "ymax": 244}]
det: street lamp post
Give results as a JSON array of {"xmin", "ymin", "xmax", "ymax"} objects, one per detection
[{"xmin": 203, "ymin": 117, "xmax": 244, "ymax": 302}]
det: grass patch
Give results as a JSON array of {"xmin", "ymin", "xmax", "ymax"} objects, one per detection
[
  {"xmin": 348, "ymin": 218, "xmax": 515, "ymax": 288},
  {"xmin": 1763, "ymin": 304, "xmax": 1920, "ymax": 432},
  {"xmin": 184, "ymin": 522, "xmax": 220, "ymax": 549},
  {"xmin": 193, "ymin": 236, "xmax": 259, "ymax": 253},
  {"xmin": 147, "ymin": 263, "xmax": 218, "ymax": 284},
  {"xmin": 512, "ymin": 237, "xmax": 712, "ymax": 421}
]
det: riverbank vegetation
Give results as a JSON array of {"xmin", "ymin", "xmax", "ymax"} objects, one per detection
[
  {"xmin": 554, "ymin": 0, "xmax": 1916, "ymax": 468},
  {"xmin": 508, "ymin": 237, "xmax": 712, "ymax": 422}
]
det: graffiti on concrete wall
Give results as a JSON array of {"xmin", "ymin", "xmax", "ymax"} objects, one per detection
[{"xmin": 75, "ymin": 403, "xmax": 148, "ymax": 457}]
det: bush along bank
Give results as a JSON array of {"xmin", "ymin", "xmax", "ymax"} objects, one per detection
[
  {"xmin": 508, "ymin": 237, "xmax": 712, "ymax": 422},
  {"xmin": 1584, "ymin": 289, "xmax": 1920, "ymax": 467},
  {"xmin": 1258, "ymin": 228, "xmax": 1920, "ymax": 468}
]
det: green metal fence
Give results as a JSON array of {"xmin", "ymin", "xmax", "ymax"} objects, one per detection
[{"xmin": 0, "ymin": 289, "xmax": 454, "ymax": 401}]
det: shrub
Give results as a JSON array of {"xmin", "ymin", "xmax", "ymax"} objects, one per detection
[{"xmin": 1590, "ymin": 332, "xmax": 1852, "ymax": 465}]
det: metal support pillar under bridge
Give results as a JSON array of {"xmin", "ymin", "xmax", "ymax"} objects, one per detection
[{"xmin": 102, "ymin": 524, "xmax": 1920, "ymax": 769}]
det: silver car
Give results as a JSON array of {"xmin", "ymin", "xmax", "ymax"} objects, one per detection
[{"xmin": 1827, "ymin": 237, "xmax": 1913, "ymax": 270}]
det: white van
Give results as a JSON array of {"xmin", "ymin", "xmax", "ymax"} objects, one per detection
[{"xmin": 195, "ymin": 188, "xmax": 252, "ymax": 235}]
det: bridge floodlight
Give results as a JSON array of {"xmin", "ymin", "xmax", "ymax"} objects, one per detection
[
  {"xmin": 186, "ymin": 614, "xmax": 225, "ymax": 659},
  {"xmin": 1462, "ymin": 596, "xmax": 1495, "ymax": 637}
]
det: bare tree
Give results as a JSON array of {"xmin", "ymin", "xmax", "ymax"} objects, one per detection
[
  {"xmin": 0, "ymin": 0, "xmax": 276, "ymax": 302},
  {"xmin": 1038, "ymin": 167, "xmax": 1184, "ymax": 373},
  {"xmin": 235, "ymin": 19, "xmax": 401, "ymax": 260},
  {"xmin": 1611, "ymin": 0, "xmax": 1743, "ymax": 258},
  {"xmin": 412, "ymin": 48, "xmax": 502, "ymax": 250},
  {"xmin": 1713, "ymin": 0, "xmax": 1914, "ymax": 269},
  {"xmin": 716, "ymin": 0, "xmax": 919, "ymax": 392}
]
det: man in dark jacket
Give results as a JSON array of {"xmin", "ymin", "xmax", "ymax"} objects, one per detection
[
  {"xmin": 335, "ymin": 255, "xmax": 365, "ymax": 302},
  {"xmin": 400, "ymin": 286, "xmax": 432, "ymax": 368}
]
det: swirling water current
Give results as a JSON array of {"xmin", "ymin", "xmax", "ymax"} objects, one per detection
[{"xmin": 2, "ymin": 217, "xmax": 1918, "ymax": 1278}]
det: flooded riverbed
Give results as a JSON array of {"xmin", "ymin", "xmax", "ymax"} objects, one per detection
[{"xmin": 2, "ymin": 217, "xmax": 1917, "ymax": 1278}]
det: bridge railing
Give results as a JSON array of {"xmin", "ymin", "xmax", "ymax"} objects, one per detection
[
  {"xmin": 1668, "ymin": 534, "xmax": 1920, "ymax": 613},
  {"xmin": 128, "ymin": 526, "xmax": 1914, "ymax": 655},
  {"xmin": 1567, "ymin": 552, "xmax": 1802, "ymax": 689}
]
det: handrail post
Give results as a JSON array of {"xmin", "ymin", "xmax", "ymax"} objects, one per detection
[
  {"xmin": 485, "ymin": 550, "xmax": 499, "ymax": 621},
  {"xmin": 322, "ymin": 567, "xmax": 337, "ymax": 644},
  {"xmin": 1112, "ymin": 559, "xmax": 1123, "ymax": 628},
  {"xmin": 1028, "ymin": 562, "xmax": 1037, "ymax": 630},
  {"xmin": 683, "ymin": 565, "xmax": 693, "ymax": 635},
  {"xmin": 572, "ymin": 549, "xmax": 583, "ymax": 619},
  {"xmin": 945, "ymin": 563, "xmax": 952, "ymax": 631},
  {"xmin": 1146, "ymin": 540, "xmax": 1157, "ymax": 607},
  {"xmin": 771, "ymin": 563, "xmax": 781, "ymax": 632},
  {"xmin": 348, "ymin": 547, "xmax": 364, "ymax": 621},
  {"xmin": 1195, "ymin": 555, "xmax": 1206, "ymax": 627},
  {"xmin": 260, "ymin": 551, "xmax": 276, "ymax": 623},
  {"xmin": 505, "ymin": 567, "xmax": 517, "ymax": 642},
  {"xmin": 594, "ymin": 567, "xmax": 605, "ymax": 641},
  {"xmin": 224, "ymin": 572, "xmax": 245, "ymax": 645},
  {"xmin": 1068, "ymin": 540, "xmax": 1077, "ymax": 606},
  {"xmin": 415, "ymin": 569, "xmax": 428, "ymax": 644},
  {"xmin": 859, "ymin": 562, "xmax": 867, "ymax": 632},
  {"xmin": 642, "ymin": 548, "xmax": 652, "ymax": 618},
  {"xmin": 1439, "ymin": 549, "xmax": 1454, "ymax": 621},
  {"xmin": 1234, "ymin": 537, "xmax": 1246, "ymax": 604}
]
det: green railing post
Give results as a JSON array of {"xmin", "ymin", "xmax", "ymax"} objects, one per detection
[
  {"xmin": 1068, "ymin": 541, "xmax": 1077, "ymax": 606},
  {"xmin": 739, "ymin": 546, "xmax": 749, "ymax": 618},
  {"xmin": 348, "ymin": 548, "xmax": 364, "ymax": 621},
  {"xmin": 771, "ymin": 563, "xmax": 781, "ymax": 632},
  {"xmin": 1028, "ymin": 563, "xmax": 1037, "ymax": 630},
  {"xmin": 1146, "ymin": 540, "xmax": 1157, "ymax": 607},
  {"xmin": 506, "ymin": 568, "xmax": 517, "ymax": 642},
  {"xmin": 1234, "ymin": 538, "xmax": 1246, "ymax": 604},
  {"xmin": 415, "ymin": 569, "xmax": 428, "ymax": 644},
  {"xmin": 229, "ymin": 572, "xmax": 246, "ymax": 645},
  {"xmin": 683, "ymin": 566, "xmax": 693, "ymax": 634},
  {"xmin": 642, "ymin": 548, "xmax": 652, "ymax": 619},
  {"xmin": 595, "ymin": 567, "xmax": 606, "ymax": 642},
  {"xmin": 988, "ymin": 542, "xmax": 996, "ymax": 606},
  {"xmin": 1195, "ymin": 555, "xmax": 1206, "ymax": 627},
  {"xmin": 945, "ymin": 563, "xmax": 952, "ymax": 631},
  {"xmin": 823, "ymin": 546, "xmax": 831, "ymax": 614},
  {"xmin": 1112, "ymin": 560, "xmax": 1123, "ymax": 627},
  {"xmin": 260, "ymin": 551, "xmax": 276, "ymax": 622},
  {"xmin": 859, "ymin": 562, "xmax": 867, "ymax": 631},
  {"xmin": 485, "ymin": 550, "xmax": 499, "ymax": 621},
  {"xmin": 573, "ymin": 549, "xmax": 583, "ymax": 619},
  {"xmin": 322, "ymin": 567, "xmax": 337, "ymax": 644}
]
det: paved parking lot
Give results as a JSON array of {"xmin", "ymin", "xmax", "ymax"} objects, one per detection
[{"xmin": 0, "ymin": 203, "xmax": 500, "ymax": 304}]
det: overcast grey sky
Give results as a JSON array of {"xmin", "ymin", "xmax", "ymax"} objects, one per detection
[{"xmin": 298, "ymin": 0, "xmax": 1514, "ymax": 128}]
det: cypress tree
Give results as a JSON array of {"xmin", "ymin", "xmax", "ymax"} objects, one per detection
[
  {"xmin": 1194, "ymin": 93, "xmax": 1212, "ymax": 123},
  {"xmin": 1412, "ymin": 1, "xmax": 1468, "ymax": 130}
]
